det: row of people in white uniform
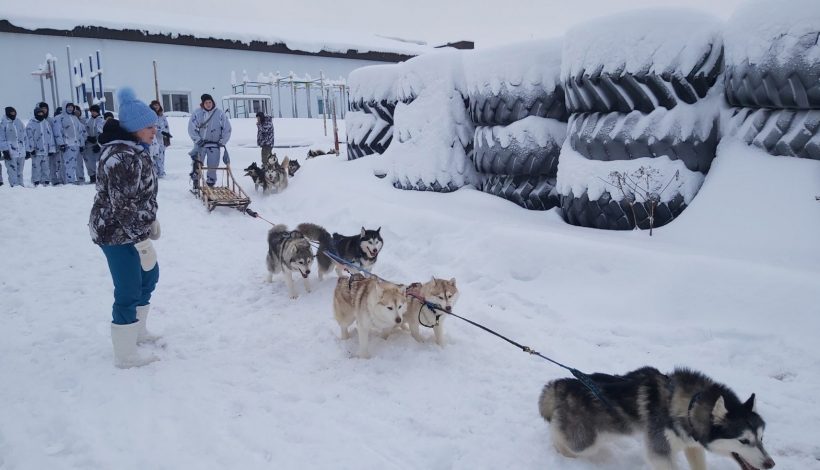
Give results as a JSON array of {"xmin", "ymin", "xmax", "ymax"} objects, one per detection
[{"xmin": 0, "ymin": 100, "xmax": 170, "ymax": 188}]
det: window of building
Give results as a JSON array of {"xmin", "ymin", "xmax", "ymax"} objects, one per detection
[
  {"xmin": 317, "ymin": 97, "xmax": 325, "ymax": 115},
  {"xmin": 85, "ymin": 90, "xmax": 115, "ymax": 111},
  {"xmin": 161, "ymin": 92, "xmax": 191, "ymax": 113}
]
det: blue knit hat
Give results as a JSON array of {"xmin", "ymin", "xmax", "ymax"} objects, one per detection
[{"xmin": 116, "ymin": 87, "xmax": 157, "ymax": 132}]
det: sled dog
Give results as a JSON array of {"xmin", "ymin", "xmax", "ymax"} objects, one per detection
[
  {"xmin": 264, "ymin": 155, "xmax": 290, "ymax": 194},
  {"xmin": 244, "ymin": 162, "xmax": 268, "ymax": 192},
  {"xmin": 404, "ymin": 277, "xmax": 459, "ymax": 346},
  {"xmin": 538, "ymin": 367, "xmax": 776, "ymax": 470},
  {"xmin": 296, "ymin": 223, "xmax": 334, "ymax": 280},
  {"xmin": 333, "ymin": 274, "xmax": 407, "ymax": 358},
  {"xmin": 265, "ymin": 225, "xmax": 314, "ymax": 298},
  {"xmin": 287, "ymin": 159, "xmax": 301, "ymax": 177}
]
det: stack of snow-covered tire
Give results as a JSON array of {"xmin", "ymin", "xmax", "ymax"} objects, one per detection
[
  {"xmin": 556, "ymin": 10, "xmax": 724, "ymax": 230},
  {"xmin": 383, "ymin": 49, "xmax": 478, "ymax": 192},
  {"xmin": 346, "ymin": 64, "xmax": 406, "ymax": 160},
  {"xmin": 723, "ymin": 0, "xmax": 820, "ymax": 160},
  {"xmin": 463, "ymin": 39, "xmax": 569, "ymax": 210}
]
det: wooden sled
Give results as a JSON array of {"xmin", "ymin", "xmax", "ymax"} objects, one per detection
[{"xmin": 190, "ymin": 161, "xmax": 251, "ymax": 212}]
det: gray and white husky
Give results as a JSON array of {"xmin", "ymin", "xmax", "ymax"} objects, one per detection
[
  {"xmin": 297, "ymin": 223, "xmax": 383, "ymax": 278},
  {"xmin": 538, "ymin": 367, "xmax": 775, "ymax": 470},
  {"xmin": 265, "ymin": 224, "xmax": 314, "ymax": 299}
]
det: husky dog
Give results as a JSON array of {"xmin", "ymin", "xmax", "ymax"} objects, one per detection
[
  {"xmin": 264, "ymin": 155, "xmax": 290, "ymax": 194},
  {"xmin": 265, "ymin": 225, "xmax": 314, "ymax": 299},
  {"xmin": 287, "ymin": 159, "xmax": 301, "ymax": 177},
  {"xmin": 332, "ymin": 227, "xmax": 383, "ymax": 274},
  {"xmin": 538, "ymin": 367, "xmax": 776, "ymax": 470},
  {"xmin": 244, "ymin": 162, "xmax": 268, "ymax": 192},
  {"xmin": 296, "ymin": 223, "xmax": 334, "ymax": 280},
  {"xmin": 333, "ymin": 274, "xmax": 407, "ymax": 358},
  {"xmin": 404, "ymin": 277, "xmax": 459, "ymax": 346}
]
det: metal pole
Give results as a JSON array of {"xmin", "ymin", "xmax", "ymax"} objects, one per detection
[
  {"xmin": 88, "ymin": 55, "xmax": 96, "ymax": 108},
  {"xmin": 306, "ymin": 81, "xmax": 312, "ymax": 119},
  {"xmin": 331, "ymin": 92, "xmax": 339, "ymax": 155},
  {"xmin": 290, "ymin": 74, "xmax": 297, "ymax": 118},
  {"xmin": 73, "ymin": 61, "xmax": 81, "ymax": 105},
  {"xmin": 96, "ymin": 51, "xmax": 105, "ymax": 113},
  {"xmin": 153, "ymin": 60, "xmax": 160, "ymax": 103},
  {"xmin": 79, "ymin": 61, "xmax": 90, "ymax": 117},
  {"xmin": 66, "ymin": 46, "xmax": 73, "ymax": 105},
  {"xmin": 320, "ymin": 71, "xmax": 327, "ymax": 136},
  {"xmin": 50, "ymin": 57, "xmax": 60, "ymax": 107},
  {"xmin": 39, "ymin": 75, "xmax": 46, "ymax": 102}
]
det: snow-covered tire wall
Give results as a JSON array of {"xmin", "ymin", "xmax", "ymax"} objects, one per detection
[
  {"xmin": 464, "ymin": 39, "xmax": 568, "ymax": 209},
  {"xmin": 723, "ymin": 0, "xmax": 820, "ymax": 160},
  {"xmin": 346, "ymin": 64, "xmax": 406, "ymax": 161},
  {"xmin": 556, "ymin": 9, "xmax": 724, "ymax": 230}
]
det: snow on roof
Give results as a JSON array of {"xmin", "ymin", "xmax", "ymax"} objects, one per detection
[
  {"xmin": 725, "ymin": 0, "xmax": 820, "ymax": 66},
  {"xmin": 0, "ymin": 4, "xmax": 438, "ymax": 57},
  {"xmin": 562, "ymin": 8, "xmax": 723, "ymax": 79}
]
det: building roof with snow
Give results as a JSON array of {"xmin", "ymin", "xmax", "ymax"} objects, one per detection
[{"xmin": 0, "ymin": 9, "xmax": 473, "ymax": 63}]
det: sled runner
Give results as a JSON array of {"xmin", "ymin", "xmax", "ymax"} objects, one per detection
[{"xmin": 190, "ymin": 160, "xmax": 251, "ymax": 212}]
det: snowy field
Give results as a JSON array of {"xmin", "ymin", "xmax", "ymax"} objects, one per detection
[{"xmin": 1, "ymin": 117, "xmax": 819, "ymax": 469}]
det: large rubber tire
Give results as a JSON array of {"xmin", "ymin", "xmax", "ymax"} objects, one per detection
[
  {"xmin": 560, "ymin": 190, "xmax": 687, "ymax": 230},
  {"xmin": 563, "ymin": 44, "xmax": 724, "ymax": 114},
  {"xmin": 725, "ymin": 108, "xmax": 820, "ymax": 160},
  {"xmin": 392, "ymin": 177, "xmax": 462, "ymax": 193},
  {"xmin": 472, "ymin": 120, "xmax": 565, "ymax": 176},
  {"xmin": 480, "ymin": 174, "xmax": 558, "ymax": 210},
  {"xmin": 724, "ymin": 27, "xmax": 820, "ymax": 109},
  {"xmin": 469, "ymin": 85, "xmax": 567, "ymax": 126},
  {"xmin": 568, "ymin": 111, "xmax": 719, "ymax": 173},
  {"xmin": 346, "ymin": 112, "xmax": 393, "ymax": 161}
]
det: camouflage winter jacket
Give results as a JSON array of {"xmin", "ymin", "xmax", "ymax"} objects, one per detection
[
  {"xmin": 88, "ymin": 125, "xmax": 158, "ymax": 245},
  {"xmin": 256, "ymin": 115, "xmax": 274, "ymax": 147}
]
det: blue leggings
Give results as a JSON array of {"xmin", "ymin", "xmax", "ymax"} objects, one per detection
[{"xmin": 100, "ymin": 243, "xmax": 160, "ymax": 325}]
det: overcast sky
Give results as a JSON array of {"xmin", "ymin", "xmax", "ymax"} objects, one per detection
[
  {"xmin": 173, "ymin": 0, "xmax": 746, "ymax": 47},
  {"xmin": 15, "ymin": 0, "xmax": 746, "ymax": 48}
]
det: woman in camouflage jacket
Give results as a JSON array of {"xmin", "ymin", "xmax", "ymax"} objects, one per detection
[{"xmin": 88, "ymin": 87, "xmax": 162, "ymax": 369}]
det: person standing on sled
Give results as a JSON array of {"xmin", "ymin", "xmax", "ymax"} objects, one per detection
[
  {"xmin": 89, "ymin": 87, "xmax": 162, "ymax": 369},
  {"xmin": 188, "ymin": 93, "xmax": 231, "ymax": 187}
]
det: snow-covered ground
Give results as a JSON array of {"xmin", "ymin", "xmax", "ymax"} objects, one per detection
[{"xmin": 1, "ymin": 117, "xmax": 818, "ymax": 469}]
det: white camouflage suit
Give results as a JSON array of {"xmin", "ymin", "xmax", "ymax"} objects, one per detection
[
  {"xmin": 83, "ymin": 113, "xmax": 105, "ymax": 180},
  {"xmin": 54, "ymin": 103, "xmax": 84, "ymax": 184},
  {"xmin": 26, "ymin": 109, "xmax": 57, "ymax": 186},
  {"xmin": 0, "ymin": 111, "xmax": 29, "ymax": 187},
  {"xmin": 188, "ymin": 105, "xmax": 231, "ymax": 185}
]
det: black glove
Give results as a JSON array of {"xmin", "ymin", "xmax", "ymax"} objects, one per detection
[
  {"xmin": 1, "ymin": 150, "xmax": 10, "ymax": 160},
  {"xmin": 161, "ymin": 131, "xmax": 172, "ymax": 139},
  {"xmin": 25, "ymin": 151, "xmax": 31, "ymax": 160},
  {"xmin": 48, "ymin": 151, "xmax": 56, "ymax": 156},
  {"xmin": 86, "ymin": 136, "xmax": 98, "ymax": 144},
  {"xmin": 92, "ymin": 144, "xmax": 101, "ymax": 153},
  {"xmin": 59, "ymin": 144, "xmax": 67, "ymax": 152}
]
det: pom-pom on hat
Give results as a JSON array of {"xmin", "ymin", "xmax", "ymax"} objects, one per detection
[{"xmin": 116, "ymin": 87, "xmax": 157, "ymax": 132}]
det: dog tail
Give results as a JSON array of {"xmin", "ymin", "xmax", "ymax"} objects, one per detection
[
  {"xmin": 297, "ymin": 223, "xmax": 333, "ymax": 272},
  {"xmin": 268, "ymin": 224, "xmax": 288, "ymax": 241},
  {"xmin": 538, "ymin": 381, "xmax": 560, "ymax": 422}
]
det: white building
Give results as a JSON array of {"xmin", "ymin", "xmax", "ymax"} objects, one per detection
[{"xmin": 0, "ymin": 13, "xmax": 472, "ymax": 119}]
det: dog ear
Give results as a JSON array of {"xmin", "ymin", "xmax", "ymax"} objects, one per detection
[
  {"xmin": 282, "ymin": 157, "xmax": 289, "ymax": 168},
  {"xmin": 376, "ymin": 226, "xmax": 381, "ymax": 233},
  {"xmin": 360, "ymin": 227, "xmax": 366, "ymax": 237},
  {"xmin": 743, "ymin": 393, "xmax": 756, "ymax": 412},
  {"xmin": 711, "ymin": 396, "xmax": 729, "ymax": 424},
  {"xmin": 449, "ymin": 277, "xmax": 456, "ymax": 285}
]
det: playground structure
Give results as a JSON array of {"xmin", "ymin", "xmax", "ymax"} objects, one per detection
[
  {"xmin": 225, "ymin": 71, "xmax": 348, "ymax": 121},
  {"xmin": 31, "ymin": 47, "xmax": 106, "ymax": 117}
]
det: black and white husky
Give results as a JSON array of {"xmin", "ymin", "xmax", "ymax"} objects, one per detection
[
  {"xmin": 297, "ymin": 223, "xmax": 383, "ymax": 279},
  {"xmin": 539, "ymin": 367, "xmax": 776, "ymax": 470},
  {"xmin": 265, "ymin": 225, "xmax": 314, "ymax": 299}
]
